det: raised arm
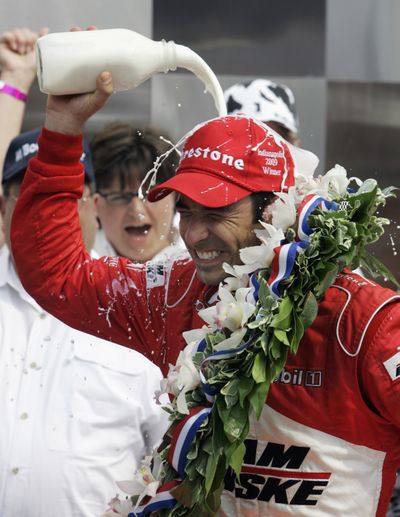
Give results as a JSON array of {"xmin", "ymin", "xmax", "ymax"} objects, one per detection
[
  {"xmin": 0, "ymin": 27, "xmax": 48, "ymax": 177},
  {"xmin": 0, "ymin": 27, "xmax": 47, "ymax": 248},
  {"xmin": 10, "ymin": 71, "xmax": 168, "ymax": 362}
]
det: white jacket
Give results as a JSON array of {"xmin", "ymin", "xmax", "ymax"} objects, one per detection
[{"xmin": 0, "ymin": 246, "xmax": 169, "ymax": 517}]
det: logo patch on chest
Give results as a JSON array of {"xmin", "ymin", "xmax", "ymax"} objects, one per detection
[
  {"xmin": 146, "ymin": 263, "xmax": 165, "ymax": 288},
  {"xmin": 383, "ymin": 351, "xmax": 400, "ymax": 381}
]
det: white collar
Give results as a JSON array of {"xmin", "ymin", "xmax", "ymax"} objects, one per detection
[
  {"xmin": 0, "ymin": 245, "xmax": 43, "ymax": 310},
  {"xmin": 0, "ymin": 245, "xmax": 9, "ymax": 287}
]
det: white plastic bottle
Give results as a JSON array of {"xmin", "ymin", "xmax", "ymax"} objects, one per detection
[{"xmin": 36, "ymin": 28, "xmax": 227, "ymax": 116}]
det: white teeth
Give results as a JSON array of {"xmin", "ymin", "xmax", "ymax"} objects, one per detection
[{"xmin": 196, "ymin": 250, "xmax": 221, "ymax": 260}]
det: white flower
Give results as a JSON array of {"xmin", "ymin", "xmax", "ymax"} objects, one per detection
[
  {"xmin": 295, "ymin": 165, "xmax": 350, "ymax": 201},
  {"xmin": 213, "ymin": 327, "xmax": 247, "ymax": 352},
  {"xmin": 225, "ymin": 261, "xmax": 261, "ymax": 276},
  {"xmin": 182, "ymin": 327, "xmax": 209, "ymax": 346},
  {"xmin": 158, "ymin": 340, "xmax": 201, "ymax": 414},
  {"xmin": 319, "ymin": 164, "xmax": 349, "ymax": 197},
  {"xmin": 102, "ymin": 495, "xmax": 134, "ymax": 516},
  {"xmin": 199, "ymin": 284, "xmax": 256, "ymax": 332},
  {"xmin": 115, "ymin": 457, "xmax": 160, "ymax": 509},
  {"xmin": 266, "ymin": 187, "xmax": 297, "ymax": 231},
  {"xmin": 295, "ymin": 173, "xmax": 321, "ymax": 198},
  {"xmin": 222, "ymin": 263, "xmax": 250, "ymax": 291},
  {"xmin": 239, "ymin": 222, "xmax": 285, "ymax": 271}
]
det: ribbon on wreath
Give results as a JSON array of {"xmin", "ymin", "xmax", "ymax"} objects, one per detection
[
  {"xmin": 296, "ymin": 194, "xmax": 338, "ymax": 241},
  {"xmin": 128, "ymin": 480, "xmax": 179, "ymax": 517},
  {"xmin": 268, "ymin": 241, "xmax": 308, "ymax": 299},
  {"xmin": 129, "ymin": 408, "xmax": 212, "ymax": 516},
  {"xmin": 248, "ymin": 273, "xmax": 260, "ymax": 305},
  {"xmin": 268, "ymin": 194, "xmax": 338, "ymax": 299},
  {"xmin": 198, "ymin": 334, "xmax": 255, "ymax": 404},
  {"xmin": 167, "ymin": 406, "xmax": 212, "ymax": 478}
]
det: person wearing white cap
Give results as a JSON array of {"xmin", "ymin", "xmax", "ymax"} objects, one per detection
[{"xmin": 224, "ymin": 78, "xmax": 300, "ymax": 145}]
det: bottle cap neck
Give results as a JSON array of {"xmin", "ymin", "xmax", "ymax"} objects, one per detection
[{"xmin": 162, "ymin": 40, "xmax": 177, "ymax": 73}]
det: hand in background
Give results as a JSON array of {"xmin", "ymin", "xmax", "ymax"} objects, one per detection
[
  {"xmin": 0, "ymin": 27, "xmax": 48, "ymax": 201},
  {"xmin": 0, "ymin": 27, "xmax": 49, "ymax": 91}
]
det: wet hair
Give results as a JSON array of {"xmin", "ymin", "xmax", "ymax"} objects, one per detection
[
  {"xmin": 250, "ymin": 191, "xmax": 276, "ymax": 223},
  {"xmin": 89, "ymin": 122, "xmax": 179, "ymax": 193}
]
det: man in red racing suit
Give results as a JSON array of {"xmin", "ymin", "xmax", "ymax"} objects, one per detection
[{"xmin": 10, "ymin": 75, "xmax": 400, "ymax": 516}]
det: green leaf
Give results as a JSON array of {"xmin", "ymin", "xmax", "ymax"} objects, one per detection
[
  {"xmin": 220, "ymin": 378, "xmax": 240, "ymax": 408},
  {"xmin": 252, "ymin": 351, "xmax": 267, "ymax": 383},
  {"xmin": 258, "ymin": 275, "xmax": 272, "ymax": 307},
  {"xmin": 274, "ymin": 328, "xmax": 291, "ymax": 346},
  {"xmin": 270, "ymin": 297, "xmax": 293, "ymax": 329},
  {"xmin": 381, "ymin": 186, "xmax": 398, "ymax": 199},
  {"xmin": 204, "ymin": 485, "xmax": 224, "ymax": 514},
  {"xmin": 238, "ymin": 377, "xmax": 254, "ymax": 407},
  {"xmin": 300, "ymin": 291, "xmax": 318, "ymax": 328},
  {"xmin": 204, "ymin": 448, "xmax": 220, "ymax": 494},
  {"xmin": 314, "ymin": 263, "xmax": 339, "ymax": 298},
  {"xmin": 269, "ymin": 332, "xmax": 286, "ymax": 359},
  {"xmin": 222, "ymin": 403, "xmax": 249, "ymax": 441},
  {"xmin": 229, "ymin": 442, "xmax": 246, "ymax": 478},
  {"xmin": 360, "ymin": 252, "xmax": 400, "ymax": 288},
  {"xmin": 220, "ymin": 378, "xmax": 240, "ymax": 396},
  {"xmin": 249, "ymin": 381, "xmax": 270, "ymax": 419},
  {"xmin": 291, "ymin": 314, "xmax": 305, "ymax": 353}
]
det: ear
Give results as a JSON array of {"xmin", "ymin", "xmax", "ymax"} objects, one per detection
[{"xmin": 92, "ymin": 192, "xmax": 101, "ymax": 210}]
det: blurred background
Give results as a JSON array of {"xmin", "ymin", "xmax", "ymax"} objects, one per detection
[{"xmin": 1, "ymin": 0, "xmax": 399, "ymax": 283}]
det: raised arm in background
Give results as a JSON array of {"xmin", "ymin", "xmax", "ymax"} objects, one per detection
[
  {"xmin": 0, "ymin": 27, "xmax": 48, "ymax": 177},
  {"xmin": 0, "ymin": 27, "xmax": 47, "ymax": 248}
]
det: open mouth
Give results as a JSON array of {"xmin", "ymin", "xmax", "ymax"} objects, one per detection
[{"xmin": 124, "ymin": 224, "xmax": 151, "ymax": 236}]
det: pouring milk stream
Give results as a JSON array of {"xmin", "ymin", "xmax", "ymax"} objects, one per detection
[{"xmin": 35, "ymin": 28, "xmax": 227, "ymax": 116}]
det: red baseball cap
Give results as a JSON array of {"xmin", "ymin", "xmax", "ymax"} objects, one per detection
[{"xmin": 148, "ymin": 115, "xmax": 318, "ymax": 208}]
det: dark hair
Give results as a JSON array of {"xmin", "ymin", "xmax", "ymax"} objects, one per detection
[
  {"xmin": 250, "ymin": 191, "xmax": 276, "ymax": 223},
  {"xmin": 2, "ymin": 177, "xmax": 20, "ymax": 198},
  {"xmin": 265, "ymin": 121, "xmax": 299, "ymax": 146},
  {"xmin": 89, "ymin": 122, "xmax": 178, "ymax": 193}
]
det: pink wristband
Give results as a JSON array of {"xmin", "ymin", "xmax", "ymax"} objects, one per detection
[{"xmin": 0, "ymin": 80, "xmax": 28, "ymax": 102}]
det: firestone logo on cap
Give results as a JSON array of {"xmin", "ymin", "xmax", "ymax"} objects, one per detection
[
  {"xmin": 177, "ymin": 122, "xmax": 294, "ymax": 192},
  {"xmin": 180, "ymin": 146, "xmax": 244, "ymax": 171}
]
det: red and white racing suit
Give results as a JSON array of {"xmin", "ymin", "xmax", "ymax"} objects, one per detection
[{"xmin": 11, "ymin": 129, "xmax": 400, "ymax": 516}]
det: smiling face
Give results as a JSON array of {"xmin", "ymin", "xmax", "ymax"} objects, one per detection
[
  {"xmin": 94, "ymin": 174, "xmax": 175, "ymax": 263},
  {"xmin": 177, "ymin": 195, "xmax": 260, "ymax": 285}
]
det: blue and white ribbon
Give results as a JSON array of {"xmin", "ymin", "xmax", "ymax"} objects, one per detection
[
  {"xmin": 199, "ymin": 370, "xmax": 219, "ymax": 404},
  {"xmin": 297, "ymin": 194, "xmax": 338, "ymax": 241},
  {"xmin": 247, "ymin": 273, "xmax": 260, "ymax": 305},
  {"xmin": 193, "ymin": 338, "xmax": 207, "ymax": 353}
]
